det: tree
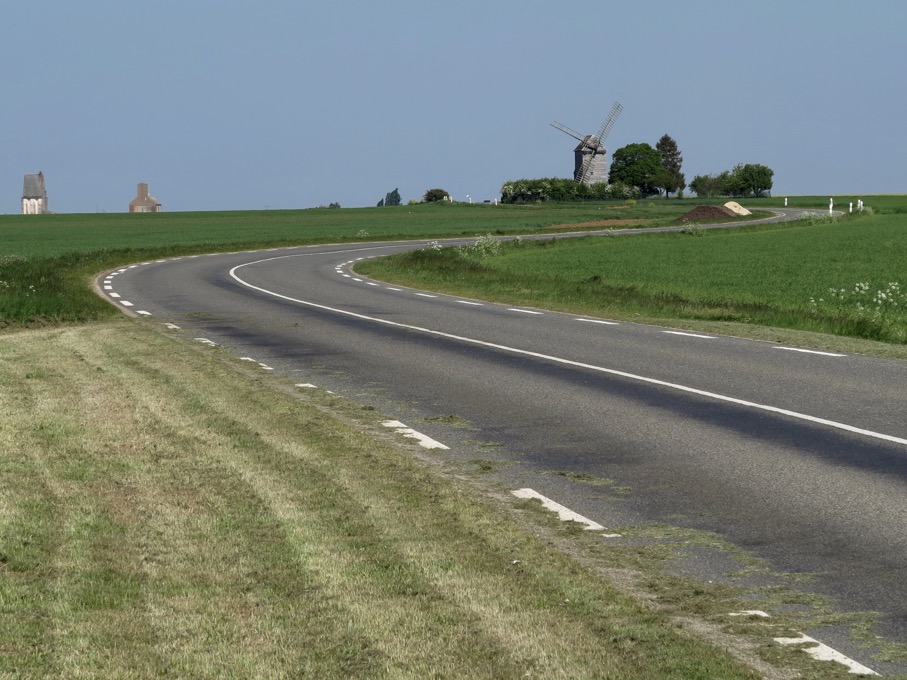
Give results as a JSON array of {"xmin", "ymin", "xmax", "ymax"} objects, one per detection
[
  {"xmin": 738, "ymin": 163, "xmax": 774, "ymax": 197},
  {"xmin": 689, "ymin": 174, "xmax": 721, "ymax": 198},
  {"xmin": 608, "ymin": 143, "xmax": 663, "ymax": 196},
  {"xmin": 690, "ymin": 164, "xmax": 774, "ymax": 198},
  {"xmin": 655, "ymin": 134, "xmax": 686, "ymax": 198},
  {"xmin": 384, "ymin": 188, "xmax": 401, "ymax": 206},
  {"xmin": 422, "ymin": 188, "xmax": 450, "ymax": 203}
]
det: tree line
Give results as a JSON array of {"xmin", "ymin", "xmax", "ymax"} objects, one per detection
[{"xmin": 501, "ymin": 134, "xmax": 773, "ymax": 203}]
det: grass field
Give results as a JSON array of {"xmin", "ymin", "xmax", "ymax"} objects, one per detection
[
  {"xmin": 2, "ymin": 321, "xmax": 789, "ymax": 679},
  {"xmin": 2, "ymin": 195, "xmax": 905, "ymax": 677},
  {"xmin": 0, "ymin": 201, "xmax": 688, "ymax": 326},
  {"xmin": 357, "ymin": 198, "xmax": 907, "ymax": 347}
]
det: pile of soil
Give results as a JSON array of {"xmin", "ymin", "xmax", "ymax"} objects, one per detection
[{"xmin": 677, "ymin": 205, "xmax": 736, "ymax": 222}]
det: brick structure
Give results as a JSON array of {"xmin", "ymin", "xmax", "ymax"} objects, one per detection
[{"xmin": 129, "ymin": 183, "xmax": 162, "ymax": 213}]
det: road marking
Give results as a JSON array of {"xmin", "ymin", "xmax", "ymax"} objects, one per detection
[
  {"xmin": 164, "ymin": 323, "xmax": 180, "ymax": 330},
  {"xmin": 774, "ymin": 347, "xmax": 846, "ymax": 357},
  {"xmin": 663, "ymin": 330, "xmax": 713, "ymax": 339},
  {"xmin": 119, "ymin": 300, "xmax": 134, "ymax": 307},
  {"xmin": 416, "ymin": 293, "xmax": 438, "ymax": 298},
  {"xmin": 575, "ymin": 318, "xmax": 620, "ymax": 325},
  {"xmin": 728, "ymin": 611, "xmax": 878, "ymax": 675},
  {"xmin": 194, "ymin": 338, "xmax": 217, "ymax": 346},
  {"xmin": 229, "ymin": 259, "xmax": 907, "ymax": 448},
  {"xmin": 457, "ymin": 300, "xmax": 484, "ymax": 306},
  {"xmin": 109, "ymin": 292, "xmax": 120, "ymax": 298},
  {"xmin": 508, "ymin": 308, "xmax": 543, "ymax": 315},
  {"xmin": 295, "ymin": 383, "xmax": 318, "ymax": 388},
  {"xmin": 511, "ymin": 488, "xmax": 620, "ymax": 535},
  {"xmin": 137, "ymin": 311, "xmax": 152, "ymax": 316},
  {"xmin": 382, "ymin": 420, "xmax": 449, "ymax": 449},
  {"xmin": 774, "ymin": 633, "xmax": 878, "ymax": 675}
]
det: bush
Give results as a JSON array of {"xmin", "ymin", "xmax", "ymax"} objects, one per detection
[
  {"xmin": 499, "ymin": 178, "xmax": 640, "ymax": 204},
  {"xmin": 423, "ymin": 188, "xmax": 450, "ymax": 203}
]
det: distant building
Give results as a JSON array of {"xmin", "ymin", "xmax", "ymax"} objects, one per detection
[
  {"xmin": 22, "ymin": 172, "xmax": 48, "ymax": 214},
  {"xmin": 129, "ymin": 183, "xmax": 162, "ymax": 213}
]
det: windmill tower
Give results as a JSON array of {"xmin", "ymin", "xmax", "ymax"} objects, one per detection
[{"xmin": 551, "ymin": 101, "xmax": 623, "ymax": 184}]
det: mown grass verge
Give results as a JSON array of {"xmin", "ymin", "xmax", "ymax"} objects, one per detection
[{"xmin": 0, "ymin": 321, "xmax": 784, "ymax": 679}]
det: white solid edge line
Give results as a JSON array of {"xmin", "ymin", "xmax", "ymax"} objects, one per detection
[{"xmin": 228, "ymin": 256, "xmax": 907, "ymax": 448}]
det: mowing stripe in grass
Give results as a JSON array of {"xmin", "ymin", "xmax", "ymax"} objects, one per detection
[{"xmin": 230, "ymin": 258, "xmax": 907, "ymax": 448}]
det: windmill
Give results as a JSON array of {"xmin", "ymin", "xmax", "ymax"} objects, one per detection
[{"xmin": 550, "ymin": 101, "xmax": 623, "ymax": 184}]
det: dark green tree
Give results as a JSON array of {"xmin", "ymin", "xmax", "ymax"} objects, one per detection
[
  {"xmin": 690, "ymin": 164, "xmax": 774, "ymax": 198},
  {"xmin": 655, "ymin": 134, "xmax": 686, "ymax": 197},
  {"xmin": 689, "ymin": 174, "xmax": 719, "ymax": 198},
  {"xmin": 738, "ymin": 163, "xmax": 774, "ymax": 197},
  {"xmin": 609, "ymin": 143, "xmax": 663, "ymax": 196},
  {"xmin": 422, "ymin": 188, "xmax": 450, "ymax": 203},
  {"xmin": 384, "ymin": 188, "xmax": 402, "ymax": 206}
]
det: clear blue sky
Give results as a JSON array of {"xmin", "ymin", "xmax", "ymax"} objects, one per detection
[{"xmin": 4, "ymin": 0, "xmax": 905, "ymax": 213}]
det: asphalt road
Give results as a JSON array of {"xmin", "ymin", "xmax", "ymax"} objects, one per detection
[{"xmin": 100, "ymin": 214, "xmax": 907, "ymax": 674}]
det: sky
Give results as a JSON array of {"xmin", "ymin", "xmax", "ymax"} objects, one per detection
[{"xmin": 3, "ymin": 0, "xmax": 905, "ymax": 214}]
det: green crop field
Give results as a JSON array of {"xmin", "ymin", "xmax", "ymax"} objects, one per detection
[
  {"xmin": 358, "ymin": 196, "xmax": 907, "ymax": 347},
  {"xmin": 0, "ymin": 199, "xmax": 759, "ymax": 326}
]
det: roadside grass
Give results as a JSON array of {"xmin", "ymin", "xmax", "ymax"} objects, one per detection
[
  {"xmin": 0, "ymin": 200, "xmax": 757, "ymax": 327},
  {"xmin": 1, "ymin": 321, "xmax": 775, "ymax": 679},
  {"xmin": 357, "ymin": 203, "xmax": 907, "ymax": 348}
]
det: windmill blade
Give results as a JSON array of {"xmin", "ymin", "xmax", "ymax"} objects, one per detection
[
  {"xmin": 550, "ymin": 121, "xmax": 586, "ymax": 143},
  {"xmin": 594, "ymin": 101, "xmax": 623, "ymax": 146}
]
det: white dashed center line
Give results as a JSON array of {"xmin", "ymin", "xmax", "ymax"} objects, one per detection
[
  {"xmin": 575, "ymin": 318, "xmax": 620, "ymax": 325},
  {"xmin": 663, "ymin": 330, "xmax": 713, "ymax": 339},
  {"xmin": 774, "ymin": 347, "xmax": 845, "ymax": 357}
]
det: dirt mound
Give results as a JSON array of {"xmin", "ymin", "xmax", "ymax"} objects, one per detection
[{"xmin": 677, "ymin": 205, "xmax": 736, "ymax": 222}]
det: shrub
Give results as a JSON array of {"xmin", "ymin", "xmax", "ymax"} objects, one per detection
[{"xmin": 423, "ymin": 188, "xmax": 450, "ymax": 203}]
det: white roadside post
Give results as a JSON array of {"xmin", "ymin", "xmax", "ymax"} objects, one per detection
[{"xmin": 829, "ymin": 198, "xmax": 834, "ymax": 215}]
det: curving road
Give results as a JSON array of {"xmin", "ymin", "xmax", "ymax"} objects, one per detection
[{"xmin": 99, "ymin": 212, "xmax": 907, "ymax": 674}]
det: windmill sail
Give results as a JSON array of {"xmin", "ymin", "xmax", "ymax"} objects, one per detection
[{"xmin": 551, "ymin": 101, "xmax": 623, "ymax": 184}]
